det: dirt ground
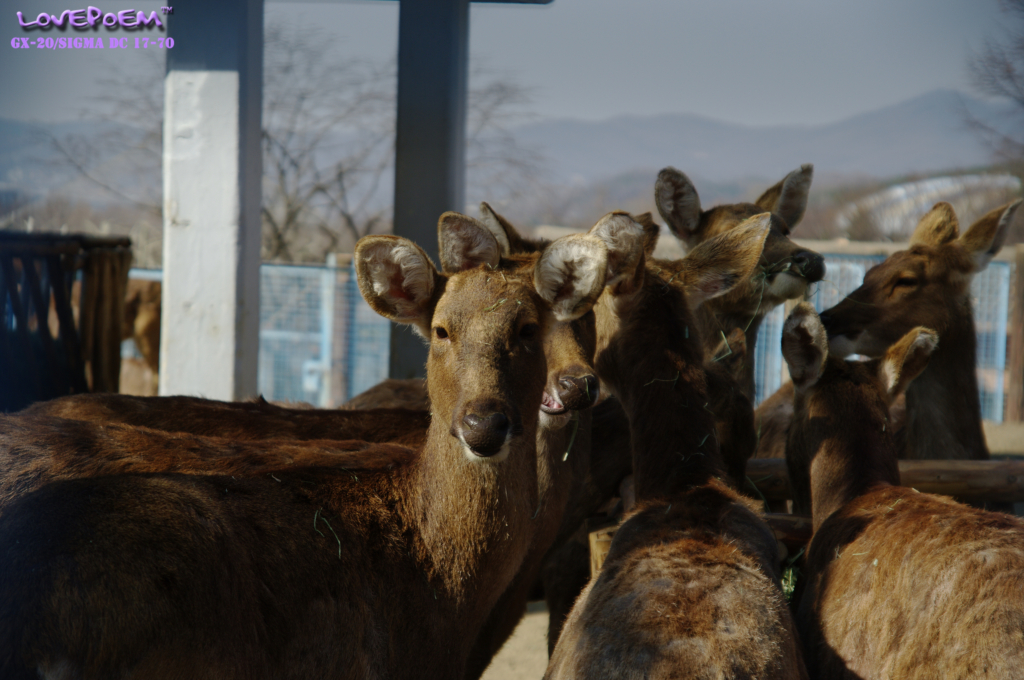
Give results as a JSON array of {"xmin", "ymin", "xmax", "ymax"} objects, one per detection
[
  {"xmin": 985, "ymin": 421, "xmax": 1024, "ymax": 457},
  {"xmin": 480, "ymin": 603, "xmax": 550, "ymax": 680}
]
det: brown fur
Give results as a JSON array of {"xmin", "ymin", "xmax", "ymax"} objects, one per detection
[
  {"xmin": 654, "ymin": 165, "xmax": 825, "ymax": 399},
  {"xmin": 540, "ymin": 220, "xmax": 768, "ymax": 653},
  {"xmin": 344, "ymin": 378, "xmax": 430, "ymax": 410},
  {"xmin": 540, "ymin": 395, "xmax": 633, "ymax": 652},
  {"xmin": 821, "ymin": 200, "xmax": 1021, "ymax": 461},
  {"xmin": 24, "ymin": 207, "xmax": 603, "ymax": 680},
  {"xmin": 753, "ymin": 380, "xmax": 795, "ymax": 461},
  {"xmin": 20, "ymin": 394, "xmax": 431, "ymax": 447},
  {"xmin": 705, "ymin": 329, "xmax": 756, "ymax": 490},
  {"xmin": 0, "ymin": 225, "xmax": 610, "ymax": 680},
  {"xmin": 545, "ymin": 214, "xmax": 807, "ymax": 679},
  {"xmin": 783, "ymin": 305, "xmax": 1024, "ymax": 679},
  {"xmin": 346, "ymin": 207, "xmax": 604, "ymax": 680}
]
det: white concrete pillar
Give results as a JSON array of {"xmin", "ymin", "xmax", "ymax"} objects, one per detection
[{"xmin": 160, "ymin": 0, "xmax": 263, "ymax": 400}]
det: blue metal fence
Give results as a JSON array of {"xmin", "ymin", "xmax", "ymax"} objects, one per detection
[
  {"xmin": 129, "ymin": 259, "xmax": 391, "ymax": 407},
  {"xmin": 129, "ymin": 252, "xmax": 1013, "ymax": 418},
  {"xmin": 753, "ymin": 256, "xmax": 1014, "ymax": 423},
  {"xmin": 256, "ymin": 257, "xmax": 390, "ymax": 406}
]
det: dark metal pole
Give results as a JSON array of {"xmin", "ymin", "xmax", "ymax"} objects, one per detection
[{"xmin": 390, "ymin": 0, "xmax": 469, "ymax": 380}]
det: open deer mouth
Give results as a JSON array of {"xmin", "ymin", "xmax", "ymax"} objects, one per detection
[{"xmin": 540, "ymin": 391, "xmax": 567, "ymax": 415}]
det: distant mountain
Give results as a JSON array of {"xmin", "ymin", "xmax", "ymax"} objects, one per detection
[
  {"xmin": 0, "ymin": 89, "xmax": 1013, "ymax": 214},
  {"xmin": 514, "ymin": 89, "xmax": 1011, "ymax": 184}
]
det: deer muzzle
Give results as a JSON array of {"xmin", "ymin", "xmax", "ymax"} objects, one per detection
[
  {"xmin": 555, "ymin": 374, "xmax": 599, "ymax": 411},
  {"xmin": 790, "ymin": 250, "xmax": 825, "ymax": 282},
  {"xmin": 454, "ymin": 400, "xmax": 521, "ymax": 458}
]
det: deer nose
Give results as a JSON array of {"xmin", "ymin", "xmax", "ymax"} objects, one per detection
[
  {"xmin": 791, "ymin": 250, "xmax": 825, "ymax": 282},
  {"xmin": 557, "ymin": 374, "xmax": 599, "ymax": 411},
  {"xmin": 461, "ymin": 412, "xmax": 511, "ymax": 457}
]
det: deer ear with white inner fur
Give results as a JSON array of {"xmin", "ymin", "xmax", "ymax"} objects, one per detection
[
  {"xmin": 909, "ymin": 202, "xmax": 960, "ymax": 247},
  {"xmin": 782, "ymin": 303, "xmax": 829, "ymax": 392},
  {"xmin": 356, "ymin": 235, "xmax": 441, "ymax": 338},
  {"xmin": 879, "ymin": 327, "xmax": 938, "ymax": 402},
  {"xmin": 587, "ymin": 212, "xmax": 646, "ymax": 289},
  {"xmin": 655, "ymin": 167, "xmax": 701, "ymax": 244},
  {"xmin": 958, "ymin": 199, "xmax": 1021, "ymax": 272},
  {"xmin": 438, "ymin": 211, "xmax": 501, "ymax": 274},
  {"xmin": 534, "ymin": 235, "xmax": 608, "ymax": 322},
  {"xmin": 676, "ymin": 213, "xmax": 771, "ymax": 308},
  {"xmin": 632, "ymin": 212, "xmax": 661, "ymax": 259}
]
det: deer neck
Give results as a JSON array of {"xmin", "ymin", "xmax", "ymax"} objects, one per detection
[
  {"xmin": 534, "ymin": 410, "xmax": 591, "ymax": 540},
  {"xmin": 903, "ymin": 304, "xmax": 988, "ymax": 460},
  {"xmin": 601, "ymin": 283, "xmax": 725, "ymax": 502},
  {"xmin": 697, "ymin": 303, "xmax": 763, "ymax": 400},
  {"xmin": 409, "ymin": 418, "xmax": 539, "ymax": 618},
  {"xmin": 800, "ymin": 377, "xmax": 901, "ymax": 533}
]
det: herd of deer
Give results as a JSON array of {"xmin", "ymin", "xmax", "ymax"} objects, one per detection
[{"xmin": 1, "ymin": 164, "xmax": 1022, "ymax": 679}]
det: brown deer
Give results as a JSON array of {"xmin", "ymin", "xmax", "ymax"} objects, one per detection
[
  {"xmin": 782, "ymin": 303, "xmax": 1024, "ymax": 679},
  {"xmin": 19, "ymin": 208, "xmax": 602, "ymax": 680},
  {"xmin": 653, "ymin": 164, "xmax": 825, "ymax": 399},
  {"xmin": 544, "ymin": 212, "xmax": 807, "ymax": 679},
  {"xmin": 821, "ymin": 200, "xmax": 1020, "ymax": 462},
  {"xmin": 0, "ymin": 220, "xmax": 611, "ymax": 680},
  {"xmin": 21, "ymin": 393, "xmax": 432, "ymax": 446}
]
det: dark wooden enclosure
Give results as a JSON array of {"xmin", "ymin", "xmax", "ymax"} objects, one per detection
[{"xmin": 0, "ymin": 232, "xmax": 132, "ymax": 412}]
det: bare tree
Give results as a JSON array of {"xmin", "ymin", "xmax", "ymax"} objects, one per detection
[
  {"xmin": 260, "ymin": 23, "xmax": 395, "ymax": 261},
  {"xmin": 966, "ymin": 0, "xmax": 1024, "ymax": 242},
  {"xmin": 968, "ymin": 0, "xmax": 1024, "ymax": 163},
  {"xmin": 24, "ymin": 21, "xmax": 544, "ymax": 264},
  {"xmin": 45, "ymin": 51, "xmax": 165, "ymax": 214},
  {"xmin": 464, "ymin": 69, "xmax": 545, "ymax": 214}
]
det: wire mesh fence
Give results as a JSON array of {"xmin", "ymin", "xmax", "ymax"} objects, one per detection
[
  {"xmin": 128, "ymin": 258, "xmax": 391, "ymax": 408},
  {"xmin": 126, "ymin": 250, "xmax": 1013, "ymax": 418},
  {"xmin": 753, "ymin": 256, "xmax": 1013, "ymax": 422},
  {"xmin": 256, "ymin": 256, "xmax": 390, "ymax": 406}
]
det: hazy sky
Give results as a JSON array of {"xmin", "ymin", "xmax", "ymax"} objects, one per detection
[{"xmin": 0, "ymin": 0, "xmax": 1011, "ymax": 127}]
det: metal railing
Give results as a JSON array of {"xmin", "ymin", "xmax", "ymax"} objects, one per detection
[{"xmin": 130, "ymin": 257, "xmax": 391, "ymax": 408}]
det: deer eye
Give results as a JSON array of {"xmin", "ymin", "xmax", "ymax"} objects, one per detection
[
  {"xmin": 519, "ymin": 323, "xmax": 540, "ymax": 341},
  {"xmin": 434, "ymin": 327, "xmax": 449, "ymax": 340},
  {"xmin": 894, "ymin": 277, "xmax": 918, "ymax": 288}
]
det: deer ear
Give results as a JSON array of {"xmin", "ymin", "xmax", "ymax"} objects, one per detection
[
  {"xmin": 534, "ymin": 235, "xmax": 608, "ymax": 321},
  {"xmin": 959, "ymin": 199, "xmax": 1021, "ymax": 272},
  {"xmin": 879, "ymin": 327, "xmax": 938, "ymax": 402},
  {"xmin": 755, "ymin": 164, "xmax": 813, "ymax": 231},
  {"xmin": 655, "ymin": 167, "xmax": 701, "ymax": 243},
  {"xmin": 438, "ymin": 212, "xmax": 501, "ymax": 274},
  {"xmin": 910, "ymin": 202, "xmax": 960, "ymax": 246},
  {"xmin": 476, "ymin": 202, "xmax": 514, "ymax": 256},
  {"xmin": 676, "ymin": 213, "xmax": 770, "ymax": 308},
  {"xmin": 632, "ymin": 212, "xmax": 661, "ymax": 259},
  {"xmin": 782, "ymin": 303, "xmax": 829, "ymax": 392},
  {"xmin": 356, "ymin": 235, "xmax": 442, "ymax": 338},
  {"xmin": 588, "ymin": 212, "xmax": 647, "ymax": 290}
]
